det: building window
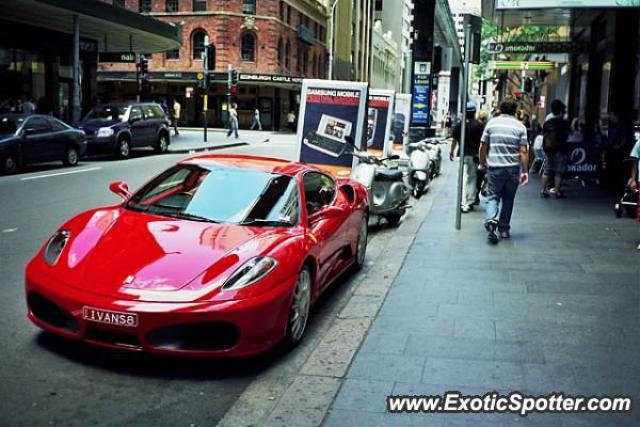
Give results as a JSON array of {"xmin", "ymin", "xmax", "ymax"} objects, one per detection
[
  {"xmin": 192, "ymin": 30, "xmax": 206, "ymax": 60},
  {"xmin": 166, "ymin": 0, "xmax": 179, "ymax": 12},
  {"xmin": 311, "ymin": 54, "xmax": 317, "ymax": 77},
  {"xmin": 279, "ymin": 1, "xmax": 285, "ymax": 21},
  {"xmin": 243, "ymin": 0, "xmax": 256, "ymax": 15},
  {"xmin": 286, "ymin": 5, "xmax": 291, "ymax": 24},
  {"xmin": 241, "ymin": 32, "xmax": 256, "ymax": 61},
  {"xmin": 277, "ymin": 38, "xmax": 284, "ymax": 66},
  {"xmin": 375, "ymin": 0, "xmax": 383, "ymax": 11},
  {"xmin": 285, "ymin": 40, "xmax": 291, "ymax": 69},
  {"xmin": 193, "ymin": 0, "xmax": 206, "ymax": 11},
  {"xmin": 139, "ymin": 0, "xmax": 151, "ymax": 12},
  {"xmin": 166, "ymin": 49, "xmax": 180, "ymax": 60}
]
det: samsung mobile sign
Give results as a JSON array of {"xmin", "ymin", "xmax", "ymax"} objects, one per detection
[{"xmin": 496, "ymin": 0, "xmax": 639, "ymax": 8}]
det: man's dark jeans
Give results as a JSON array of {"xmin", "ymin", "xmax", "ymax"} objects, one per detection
[{"xmin": 484, "ymin": 166, "xmax": 520, "ymax": 232}]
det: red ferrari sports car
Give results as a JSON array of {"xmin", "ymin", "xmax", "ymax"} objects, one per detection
[{"xmin": 25, "ymin": 155, "xmax": 369, "ymax": 357}]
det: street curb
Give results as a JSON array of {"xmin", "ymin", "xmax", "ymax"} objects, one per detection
[
  {"xmin": 216, "ymin": 149, "xmax": 452, "ymax": 427},
  {"xmin": 167, "ymin": 142, "xmax": 249, "ymax": 154}
]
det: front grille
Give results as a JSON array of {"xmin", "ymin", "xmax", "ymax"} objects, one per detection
[
  {"xmin": 27, "ymin": 292, "xmax": 79, "ymax": 333},
  {"xmin": 85, "ymin": 327, "xmax": 142, "ymax": 349},
  {"xmin": 147, "ymin": 322, "xmax": 239, "ymax": 351}
]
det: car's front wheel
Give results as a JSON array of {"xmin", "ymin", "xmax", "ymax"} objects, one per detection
[
  {"xmin": 63, "ymin": 146, "xmax": 79, "ymax": 167},
  {"xmin": 114, "ymin": 136, "xmax": 131, "ymax": 160},
  {"xmin": 354, "ymin": 215, "xmax": 368, "ymax": 270},
  {"xmin": 1, "ymin": 152, "xmax": 19, "ymax": 174},
  {"xmin": 285, "ymin": 266, "xmax": 312, "ymax": 346}
]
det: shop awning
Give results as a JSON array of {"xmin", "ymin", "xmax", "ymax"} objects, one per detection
[{"xmin": 0, "ymin": 0, "xmax": 181, "ymax": 53}]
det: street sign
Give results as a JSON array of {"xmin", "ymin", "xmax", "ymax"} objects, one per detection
[
  {"xmin": 487, "ymin": 41, "xmax": 582, "ymax": 54},
  {"xmin": 411, "ymin": 62, "xmax": 431, "ymax": 126},
  {"xmin": 98, "ymin": 52, "xmax": 136, "ymax": 63},
  {"xmin": 489, "ymin": 61, "xmax": 556, "ymax": 70}
]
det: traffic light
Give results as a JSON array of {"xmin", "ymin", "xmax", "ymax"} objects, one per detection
[
  {"xmin": 524, "ymin": 78, "xmax": 533, "ymax": 93},
  {"xmin": 231, "ymin": 70, "xmax": 239, "ymax": 86},
  {"xmin": 205, "ymin": 44, "xmax": 215, "ymax": 71},
  {"xmin": 138, "ymin": 55, "xmax": 148, "ymax": 76}
]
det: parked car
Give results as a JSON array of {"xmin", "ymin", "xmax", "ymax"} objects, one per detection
[
  {"xmin": 80, "ymin": 103, "xmax": 171, "ymax": 159},
  {"xmin": 0, "ymin": 114, "xmax": 87, "ymax": 174},
  {"xmin": 25, "ymin": 155, "xmax": 369, "ymax": 357}
]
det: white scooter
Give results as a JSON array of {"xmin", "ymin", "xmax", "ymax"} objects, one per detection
[{"xmin": 406, "ymin": 140, "xmax": 433, "ymax": 199}]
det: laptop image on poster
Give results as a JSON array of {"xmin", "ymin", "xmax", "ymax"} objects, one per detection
[{"xmin": 303, "ymin": 114, "xmax": 353, "ymax": 158}]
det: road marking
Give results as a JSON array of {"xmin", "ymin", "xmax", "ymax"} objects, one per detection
[
  {"xmin": 20, "ymin": 167, "xmax": 102, "ymax": 181},
  {"xmin": 2, "ymin": 228, "xmax": 17, "ymax": 233}
]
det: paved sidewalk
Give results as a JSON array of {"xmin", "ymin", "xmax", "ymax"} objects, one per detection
[
  {"xmin": 325, "ymin": 161, "xmax": 640, "ymax": 426},
  {"xmin": 167, "ymin": 129, "xmax": 295, "ymax": 153}
]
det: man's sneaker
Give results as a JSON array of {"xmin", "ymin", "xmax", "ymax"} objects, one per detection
[
  {"xmin": 499, "ymin": 230, "xmax": 511, "ymax": 239},
  {"xmin": 461, "ymin": 205, "xmax": 471, "ymax": 213},
  {"xmin": 486, "ymin": 221, "xmax": 499, "ymax": 244}
]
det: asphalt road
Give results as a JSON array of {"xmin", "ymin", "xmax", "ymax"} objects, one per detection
[{"xmin": 0, "ymin": 137, "xmax": 317, "ymax": 426}]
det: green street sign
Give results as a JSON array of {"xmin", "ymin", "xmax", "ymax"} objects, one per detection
[{"xmin": 490, "ymin": 61, "xmax": 556, "ymax": 70}]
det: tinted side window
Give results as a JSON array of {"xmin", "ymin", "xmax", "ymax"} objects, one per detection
[
  {"xmin": 152, "ymin": 106, "xmax": 166, "ymax": 119},
  {"xmin": 302, "ymin": 172, "xmax": 336, "ymax": 215},
  {"xmin": 143, "ymin": 106, "xmax": 157, "ymax": 120},
  {"xmin": 48, "ymin": 118, "xmax": 67, "ymax": 131},
  {"xmin": 25, "ymin": 117, "xmax": 51, "ymax": 133},
  {"xmin": 130, "ymin": 107, "xmax": 143, "ymax": 121}
]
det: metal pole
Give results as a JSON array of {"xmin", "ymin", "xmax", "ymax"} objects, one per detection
[
  {"xmin": 71, "ymin": 15, "xmax": 81, "ymax": 125},
  {"xmin": 328, "ymin": 0, "xmax": 337, "ymax": 79},
  {"xmin": 203, "ymin": 36, "xmax": 209, "ymax": 142},
  {"xmin": 455, "ymin": 22, "xmax": 472, "ymax": 231}
]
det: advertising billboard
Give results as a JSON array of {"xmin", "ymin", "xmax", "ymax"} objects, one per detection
[
  {"xmin": 496, "ymin": 0, "xmax": 639, "ymax": 9},
  {"xmin": 393, "ymin": 94, "xmax": 412, "ymax": 153},
  {"xmin": 296, "ymin": 79, "xmax": 369, "ymax": 177},
  {"xmin": 367, "ymin": 89, "xmax": 395, "ymax": 157},
  {"xmin": 411, "ymin": 62, "xmax": 431, "ymax": 126}
]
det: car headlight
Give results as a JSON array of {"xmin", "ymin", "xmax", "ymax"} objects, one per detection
[
  {"xmin": 222, "ymin": 256, "xmax": 277, "ymax": 290},
  {"xmin": 44, "ymin": 229, "xmax": 71, "ymax": 266},
  {"xmin": 97, "ymin": 127, "xmax": 114, "ymax": 138}
]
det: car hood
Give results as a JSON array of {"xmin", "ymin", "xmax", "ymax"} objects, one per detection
[{"xmin": 49, "ymin": 208, "xmax": 294, "ymax": 301}]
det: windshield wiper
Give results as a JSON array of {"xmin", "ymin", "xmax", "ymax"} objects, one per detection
[
  {"xmin": 164, "ymin": 212, "xmax": 219, "ymax": 223},
  {"xmin": 240, "ymin": 218, "xmax": 293, "ymax": 227}
]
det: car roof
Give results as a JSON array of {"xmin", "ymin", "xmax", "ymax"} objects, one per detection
[
  {"xmin": 94, "ymin": 102, "xmax": 161, "ymax": 108},
  {"xmin": 180, "ymin": 155, "xmax": 322, "ymax": 177}
]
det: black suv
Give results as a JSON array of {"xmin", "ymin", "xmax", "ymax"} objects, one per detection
[{"xmin": 80, "ymin": 103, "xmax": 171, "ymax": 159}]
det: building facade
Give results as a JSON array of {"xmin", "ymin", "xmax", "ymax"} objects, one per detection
[
  {"xmin": 370, "ymin": 21, "xmax": 398, "ymax": 90},
  {"xmin": 98, "ymin": 0, "xmax": 328, "ymax": 129},
  {"xmin": 324, "ymin": 0, "xmax": 374, "ymax": 82},
  {"xmin": 374, "ymin": 0, "xmax": 414, "ymax": 92}
]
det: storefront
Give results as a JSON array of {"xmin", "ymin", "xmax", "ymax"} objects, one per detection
[
  {"xmin": 97, "ymin": 71, "xmax": 303, "ymax": 131},
  {"xmin": 0, "ymin": 0, "xmax": 180, "ymax": 124}
]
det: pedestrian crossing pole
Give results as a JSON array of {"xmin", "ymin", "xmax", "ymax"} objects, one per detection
[
  {"xmin": 455, "ymin": 21, "xmax": 472, "ymax": 231},
  {"xmin": 203, "ymin": 36, "xmax": 209, "ymax": 143}
]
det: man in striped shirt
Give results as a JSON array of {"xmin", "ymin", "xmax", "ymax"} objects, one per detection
[{"xmin": 479, "ymin": 98, "xmax": 529, "ymax": 244}]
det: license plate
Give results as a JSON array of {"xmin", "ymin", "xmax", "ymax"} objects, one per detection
[{"xmin": 82, "ymin": 306, "xmax": 138, "ymax": 328}]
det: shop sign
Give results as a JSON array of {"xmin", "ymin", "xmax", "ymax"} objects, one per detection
[
  {"xmin": 98, "ymin": 52, "xmax": 136, "ymax": 63},
  {"xmin": 366, "ymin": 89, "xmax": 395, "ymax": 157},
  {"xmin": 567, "ymin": 144, "xmax": 599, "ymax": 176},
  {"xmin": 296, "ymin": 79, "xmax": 369, "ymax": 177},
  {"xmin": 487, "ymin": 41, "xmax": 582, "ymax": 54},
  {"xmin": 239, "ymin": 74, "xmax": 303, "ymax": 84},
  {"xmin": 496, "ymin": 0, "xmax": 640, "ymax": 9}
]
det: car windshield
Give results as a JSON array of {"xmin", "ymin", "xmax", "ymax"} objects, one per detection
[
  {"xmin": 84, "ymin": 106, "xmax": 127, "ymax": 122},
  {"xmin": 0, "ymin": 116, "xmax": 23, "ymax": 134},
  {"xmin": 125, "ymin": 164, "xmax": 299, "ymax": 226}
]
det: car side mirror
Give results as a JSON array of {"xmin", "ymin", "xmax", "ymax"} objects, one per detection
[
  {"xmin": 129, "ymin": 116, "xmax": 141, "ymax": 124},
  {"xmin": 109, "ymin": 180, "xmax": 131, "ymax": 200}
]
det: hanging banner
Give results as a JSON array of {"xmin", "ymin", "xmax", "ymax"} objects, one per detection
[
  {"xmin": 366, "ymin": 89, "xmax": 395, "ymax": 157},
  {"xmin": 567, "ymin": 143, "xmax": 600, "ymax": 176},
  {"xmin": 392, "ymin": 93, "xmax": 412, "ymax": 153},
  {"xmin": 296, "ymin": 79, "xmax": 369, "ymax": 177}
]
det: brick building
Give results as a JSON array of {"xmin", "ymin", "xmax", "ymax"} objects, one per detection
[{"xmin": 98, "ymin": 0, "xmax": 328, "ymax": 129}]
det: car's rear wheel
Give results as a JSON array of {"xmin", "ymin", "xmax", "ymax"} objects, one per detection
[
  {"xmin": 155, "ymin": 132, "xmax": 169, "ymax": 154},
  {"xmin": 354, "ymin": 216, "xmax": 368, "ymax": 270},
  {"xmin": 285, "ymin": 266, "xmax": 312, "ymax": 346},
  {"xmin": 63, "ymin": 146, "xmax": 79, "ymax": 167},
  {"xmin": 1, "ymin": 152, "xmax": 19, "ymax": 174},
  {"xmin": 114, "ymin": 137, "xmax": 131, "ymax": 160}
]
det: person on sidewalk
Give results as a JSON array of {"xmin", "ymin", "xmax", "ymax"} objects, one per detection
[
  {"xmin": 172, "ymin": 99, "xmax": 181, "ymax": 136},
  {"xmin": 629, "ymin": 136, "xmax": 640, "ymax": 250},
  {"xmin": 540, "ymin": 100, "xmax": 570, "ymax": 198},
  {"xmin": 227, "ymin": 103, "xmax": 239, "ymax": 139},
  {"xmin": 479, "ymin": 97, "xmax": 529, "ymax": 244},
  {"xmin": 287, "ymin": 110, "xmax": 296, "ymax": 133},
  {"xmin": 250, "ymin": 108, "xmax": 262, "ymax": 131},
  {"xmin": 450, "ymin": 102, "xmax": 485, "ymax": 213}
]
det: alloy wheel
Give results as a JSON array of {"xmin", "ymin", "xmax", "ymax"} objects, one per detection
[
  {"xmin": 3, "ymin": 155, "xmax": 17, "ymax": 174},
  {"xmin": 65, "ymin": 148, "xmax": 78, "ymax": 166},
  {"xmin": 355, "ymin": 218, "xmax": 368, "ymax": 268},
  {"xmin": 118, "ymin": 139, "xmax": 130, "ymax": 159},
  {"xmin": 289, "ymin": 267, "xmax": 311, "ymax": 343},
  {"xmin": 157, "ymin": 134, "xmax": 168, "ymax": 153}
]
